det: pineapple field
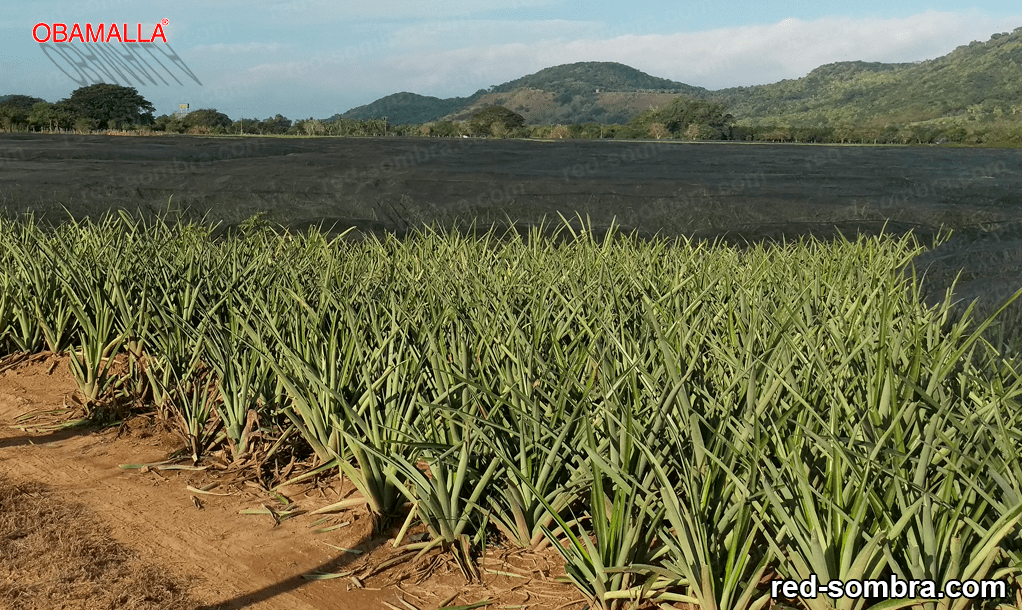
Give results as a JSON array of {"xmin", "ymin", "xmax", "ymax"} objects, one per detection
[{"xmin": 3, "ymin": 207, "xmax": 1022, "ymax": 609}]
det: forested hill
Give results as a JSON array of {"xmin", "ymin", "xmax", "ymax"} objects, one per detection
[
  {"xmin": 331, "ymin": 91, "xmax": 482, "ymax": 124},
  {"xmin": 718, "ymin": 27, "xmax": 1022, "ymax": 135},
  {"xmin": 337, "ymin": 27, "xmax": 1022, "ymax": 131},
  {"xmin": 715, "ymin": 61, "xmax": 917, "ymax": 118},
  {"xmin": 489, "ymin": 62, "xmax": 706, "ymax": 97},
  {"xmin": 336, "ymin": 62, "xmax": 705, "ymax": 125}
]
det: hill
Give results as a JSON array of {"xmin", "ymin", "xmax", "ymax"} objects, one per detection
[
  {"xmin": 330, "ymin": 91, "xmax": 482, "ymax": 124},
  {"xmin": 714, "ymin": 61, "xmax": 917, "ymax": 119},
  {"xmin": 336, "ymin": 27, "xmax": 1022, "ymax": 138},
  {"xmin": 488, "ymin": 61, "xmax": 705, "ymax": 97},
  {"xmin": 337, "ymin": 62, "xmax": 707, "ymax": 125},
  {"xmin": 715, "ymin": 28, "xmax": 1022, "ymax": 139}
]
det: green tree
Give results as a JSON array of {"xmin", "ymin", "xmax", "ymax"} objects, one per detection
[
  {"xmin": 50, "ymin": 101, "xmax": 78, "ymax": 131},
  {"xmin": 573, "ymin": 122, "xmax": 611, "ymax": 138},
  {"xmin": 467, "ymin": 106, "xmax": 525, "ymax": 137},
  {"xmin": 649, "ymin": 122, "xmax": 669, "ymax": 139},
  {"xmin": 74, "ymin": 117, "xmax": 96, "ymax": 133},
  {"xmin": 364, "ymin": 117, "xmax": 389, "ymax": 136},
  {"xmin": 0, "ymin": 94, "xmax": 46, "ymax": 111},
  {"xmin": 0, "ymin": 106, "xmax": 20, "ymax": 132},
  {"xmin": 256, "ymin": 114, "xmax": 291, "ymax": 134},
  {"xmin": 0, "ymin": 95, "xmax": 48, "ymax": 130},
  {"xmin": 62, "ymin": 84, "xmax": 155, "ymax": 128},
  {"xmin": 628, "ymin": 97, "xmax": 734, "ymax": 140},
  {"xmin": 430, "ymin": 121, "xmax": 459, "ymax": 137},
  {"xmin": 182, "ymin": 108, "xmax": 232, "ymax": 132},
  {"xmin": 300, "ymin": 119, "xmax": 326, "ymax": 136},
  {"xmin": 153, "ymin": 114, "xmax": 186, "ymax": 133},
  {"xmin": 27, "ymin": 101, "xmax": 58, "ymax": 132}
]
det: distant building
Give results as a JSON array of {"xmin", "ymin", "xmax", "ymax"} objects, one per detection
[{"xmin": 176, "ymin": 103, "xmax": 189, "ymax": 117}]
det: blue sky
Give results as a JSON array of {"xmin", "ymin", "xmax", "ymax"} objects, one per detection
[{"xmin": 1, "ymin": 1, "xmax": 1020, "ymax": 120}]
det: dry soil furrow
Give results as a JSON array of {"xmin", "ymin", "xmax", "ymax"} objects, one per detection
[{"xmin": 0, "ymin": 363, "xmax": 389, "ymax": 610}]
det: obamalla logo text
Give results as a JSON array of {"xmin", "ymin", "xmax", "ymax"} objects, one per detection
[{"xmin": 33, "ymin": 19, "xmax": 169, "ymax": 43}]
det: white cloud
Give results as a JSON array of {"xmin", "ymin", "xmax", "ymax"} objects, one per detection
[
  {"xmin": 386, "ymin": 19, "xmax": 598, "ymax": 51},
  {"xmin": 156, "ymin": 10, "xmax": 1022, "ymax": 117},
  {"xmin": 368, "ymin": 10, "xmax": 1022, "ymax": 94},
  {"xmin": 189, "ymin": 42, "xmax": 288, "ymax": 54},
  {"xmin": 14, "ymin": 8, "xmax": 1021, "ymax": 120}
]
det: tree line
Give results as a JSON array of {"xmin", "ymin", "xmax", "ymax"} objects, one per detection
[
  {"xmin": 3, "ymin": 83, "xmax": 1020, "ymax": 145},
  {"xmin": 0, "ymin": 84, "xmax": 154, "ymax": 133}
]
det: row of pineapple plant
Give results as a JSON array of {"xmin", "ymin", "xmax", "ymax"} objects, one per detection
[{"xmin": 2, "ymin": 210, "xmax": 1022, "ymax": 609}]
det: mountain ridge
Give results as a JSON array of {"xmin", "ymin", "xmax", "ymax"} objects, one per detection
[
  {"xmin": 336, "ymin": 27, "xmax": 1022, "ymax": 130},
  {"xmin": 336, "ymin": 61, "xmax": 707, "ymax": 125}
]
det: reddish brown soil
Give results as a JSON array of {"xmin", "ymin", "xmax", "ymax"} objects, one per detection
[
  {"xmin": 0, "ymin": 473, "xmax": 197, "ymax": 610},
  {"xmin": 0, "ymin": 353, "xmax": 584, "ymax": 610}
]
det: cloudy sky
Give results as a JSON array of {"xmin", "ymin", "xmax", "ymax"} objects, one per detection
[{"xmin": 1, "ymin": 1, "xmax": 1020, "ymax": 120}]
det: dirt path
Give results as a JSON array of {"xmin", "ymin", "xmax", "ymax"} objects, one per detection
[{"xmin": 0, "ymin": 354, "xmax": 579, "ymax": 610}]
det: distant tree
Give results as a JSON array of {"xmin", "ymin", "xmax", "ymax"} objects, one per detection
[
  {"xmin": 879, "ymin": 124, "xmax": 901, "ymax": 144},
  {"xmin": 28, "ymin": 102, "xmax": 58, "ymax": 132},
  {"xmin": 943, "ymin": 125, "xmax": 969, "ymax": 143},
  {"xmin": 183, "ymin": 108, "xmax": 232, "ymax": 132},
  {"xmin": 74, "ymin": 117, "xmax": 96, "ymax": 133},
  {"xmin": 548, "ymin": 125, "xmax": 571, "ymax": 139},
  {"xmin": 321, "ymin": 117, "xmax": 388, "ymax": 137},
  {"xmin": 0, "ymin": 106, "xmax": 21, "ymax": 132},
  {"xmin": 50, "ymin": 101, "xmax": 78, "ymax": 131},
  {"xmin": 555, "ymin": 90, "xmax": 576, "ymax": 105},
  {"xmin": 301, "ymin": 119, "xmax": 325, "ymax": 136},
  {"xmin": 430, "ymin": 121, "xmax": 459, "ymax": 137},
  {"xmin": 629, "ymin": 97, "xmax": 734, "ymax": 140},
  {"xmin": 153, "ymin": 114, "xmax": 186, "ymax": 133},
  {"xmin": 1005, "ymin": 122, "xmax": 1022, "ymax": 144},
  {"xmin": 364, "ymin": 117, "xmax": 389, "ymax": 136},
  {"xmin": 490, "ymin": 121, "xmax": 510, "ymax": 138},
  {"xmin": 908, "ymin": 124, "xmax": 941, "ymax": 144},
  {"xmin": 322, "ymin": 118, "xmax": 348, "ymax": 136},
  {"xmin": 790, "ymin": 125, "xmax": 835, "ymax": 143},
  {"xmin": 1, "ymin": 95, "xmax": 47, "ymax": 131},
  {"xmin": 389, "ymin": 123, "xmax": 417, "ymax": 136},
  {"xmin": 832, "ymin": 122, "xmax": 861, "ymax": 144},
  {"xmin": 232, "ymin": 118, "xmax": 249, "ymax": 134},
  {"xmin": 759, "ymin": 125, "xmax": 792, "ymax": 142},
  {"xmin": 0, "ymin": 94, "xmax": 46, "ymax": 111},
  {"xmin": 467, "ymin": 106, "xmax": 525, "ymax": 137},
  {"xmin": 257, "ymin": 114, "xmax": 291, "ymax": 134},
  {"xmin": 573, "ymin": 122, "xmax": 609, "ymax": 139},
  {"xmin": 62, "ymin": 84, "xmax": 155, "ymax": 128},
  {"xmin": 649, "ymin": 122, "xmax": 669, "ymax": 140}
]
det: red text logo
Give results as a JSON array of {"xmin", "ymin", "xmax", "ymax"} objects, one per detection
[{"xmin": 33, "ymin": 19, "xmax": 169, "ymax": 43}]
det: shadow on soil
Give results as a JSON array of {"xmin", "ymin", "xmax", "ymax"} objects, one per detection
[
  {"xmin": 195, "ymin": 532, "xmax": 393, "ymax": 610},
  {"xmin": 0, "ymin": 425, "xmax": 92, "ymax": 449}
]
